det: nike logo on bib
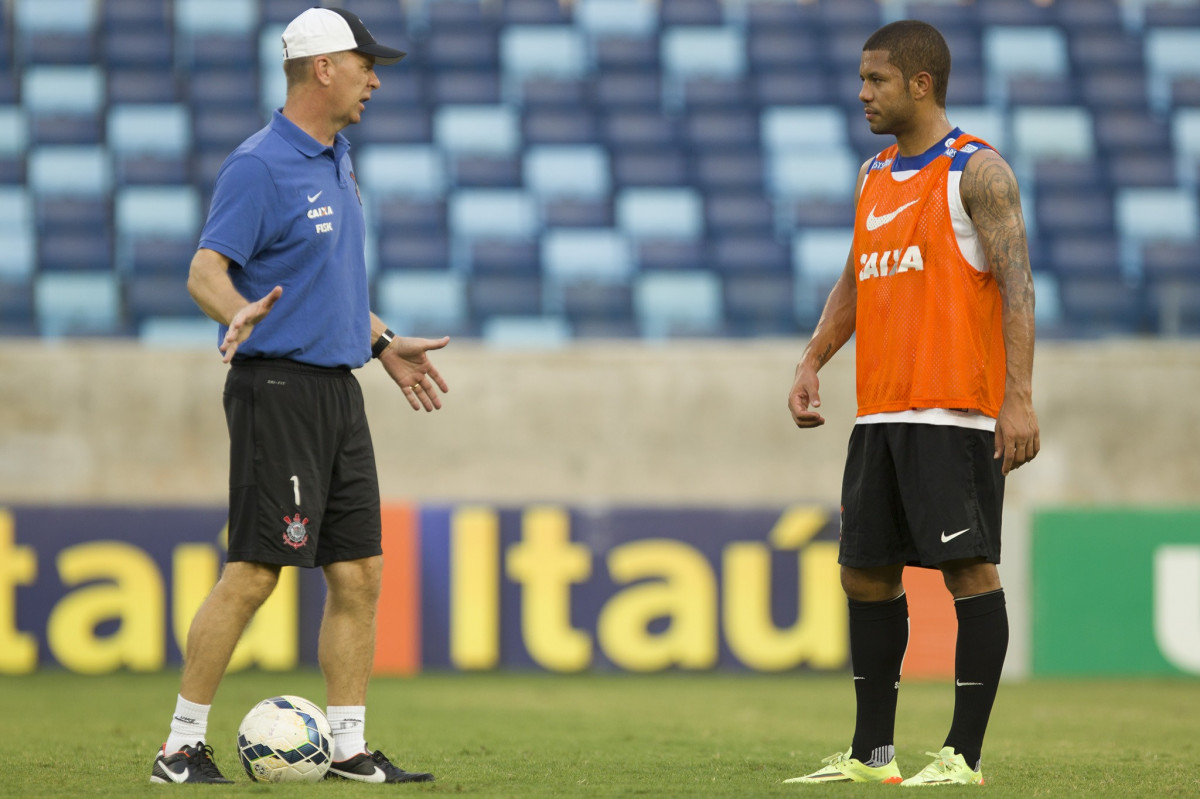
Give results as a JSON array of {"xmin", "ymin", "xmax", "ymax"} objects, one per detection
[
  {"xmin": 941, "ymin": 528, "xmax": 970, "ymax": 543},
  {"xmin": 865, "ymin": 199, "xmax": 919, "ymax": 231}
]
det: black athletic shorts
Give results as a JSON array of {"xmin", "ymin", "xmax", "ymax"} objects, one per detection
[
  {"xmin": 223, "ymin": 358, "xmax": 382, "ymax": 568},
  {"xmin": 839, "ymin": 422, "xmax": 1005, "ymax": 569}
]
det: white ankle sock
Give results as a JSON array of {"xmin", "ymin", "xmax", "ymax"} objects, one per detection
[
  {"xmin": 164, "ymin": 695, "xmax": 210, "ymax": 753},
  {"xmin": 326, "ymin": 705, "xmax": 367, "ymax": 762}
]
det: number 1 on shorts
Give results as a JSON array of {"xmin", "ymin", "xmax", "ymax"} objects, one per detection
[{"xmin": 290, "ymin": 475, "xmax": 301, "ymax": 506}]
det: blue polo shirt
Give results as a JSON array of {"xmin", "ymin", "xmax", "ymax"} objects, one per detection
[{"xmin": 199, "ymin": 110, "xmax": 371, "ymax": 368}]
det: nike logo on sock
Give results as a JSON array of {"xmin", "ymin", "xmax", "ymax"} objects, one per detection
[{"xmin": 955, "ymin": 679, "xmax": 984, "ymax": 687}]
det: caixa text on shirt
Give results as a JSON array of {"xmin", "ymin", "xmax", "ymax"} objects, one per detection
[
  {"xmin": 307, "ymin": 204, "xmax": 334, "ymax": 234},
  {"xmin": 859, "ymin": 245, "xmax": 924, "ymax": 281}
]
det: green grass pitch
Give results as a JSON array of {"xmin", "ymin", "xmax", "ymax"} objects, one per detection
[{"xmin": 0, "ymin": 671, "xmax": 1196, "ymax": 797}]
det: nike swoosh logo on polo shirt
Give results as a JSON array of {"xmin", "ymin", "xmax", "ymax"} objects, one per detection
[
  {"xmin": 941, "ymin": 528, "xmax": 970, "ymax": 543},
  {"xmin": 864, "ymin": 199, "xmax": 919, "ymax": 231},
  {"xmin": 307, "ymin": 191, "xmax": 323, "ymax": 203}
]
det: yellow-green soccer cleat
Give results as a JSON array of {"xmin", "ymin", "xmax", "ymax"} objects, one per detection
[
  {"xmin": 900, "ymin": 747, "xmax": 984, "ymax": 786},
  {"xmin": 784, "ymin": 749, "xmax": 903, "ymax": 784}
]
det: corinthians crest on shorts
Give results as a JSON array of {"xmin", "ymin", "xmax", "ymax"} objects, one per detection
[{"xmin": 282, "ymin": 514, "xmax": 310, "ymax": 549}]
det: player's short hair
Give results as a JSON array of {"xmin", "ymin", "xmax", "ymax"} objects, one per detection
[{"xmin": 863, "ymin": 20, "xmax": 951, "ymax": 107}]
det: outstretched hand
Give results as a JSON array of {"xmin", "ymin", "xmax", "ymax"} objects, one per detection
[
  {"xmin": 379, "ymin": 335, "xmax": 451, "ymax": 411},
  {"xmin": 220, "ymin": 286, "xmax": 282, "ymax": 363}
]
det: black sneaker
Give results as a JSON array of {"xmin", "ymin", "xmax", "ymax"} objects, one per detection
[
  {"xmin": 325, "ymin": 749, "xmax": 434, "ymax": 783},
  {"xmin": 150, "ymin": 741, "xmax": 233, "ymax": 784}
]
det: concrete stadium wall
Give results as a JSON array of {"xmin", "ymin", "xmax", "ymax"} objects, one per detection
[{"xmin": 1, "ymin": 338, "xmax": 1197, "ymax": 509}]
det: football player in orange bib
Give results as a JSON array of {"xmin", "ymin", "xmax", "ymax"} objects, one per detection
[{"xmin": 786, "ymin": 20, "xmax": 1039, "ymax": 788}]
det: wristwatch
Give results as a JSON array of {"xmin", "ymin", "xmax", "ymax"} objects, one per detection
[{"xmin": 371, "ymin": 328, "xmax": 395, "ymax": 359}]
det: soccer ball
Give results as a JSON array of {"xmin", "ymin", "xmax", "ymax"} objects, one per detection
[{"xmin": 236, "ymin": 695, "xmax": 333, "ymax": 782}]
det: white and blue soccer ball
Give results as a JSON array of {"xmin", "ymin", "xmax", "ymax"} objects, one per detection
[{"xmin": 236, "ymin": 695, "xmax": 333, "ymax": 782}]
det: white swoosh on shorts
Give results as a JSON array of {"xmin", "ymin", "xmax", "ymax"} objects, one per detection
[{"xmin": 941, "ymin": 528, "xmax": 970, "ymax": 543}]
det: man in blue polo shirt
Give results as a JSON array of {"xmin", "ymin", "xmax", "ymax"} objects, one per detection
[{"xmin": 150, "ymin": 7, "xmax": 446, "ymax": 785}]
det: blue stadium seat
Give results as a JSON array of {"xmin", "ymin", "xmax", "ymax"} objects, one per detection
[
  {"xmin": 575, "ymin": 0, "xmax": 658, "ymax": 37},
  {"xmin": 103, "ymin": 30, "xmax": 174, "ymax": 69},
  {"xmin": 660, "ymin": 26, "xmax": 746, "ymax": 81},
  {"xmin": 1144, "ymin": 2, "xmax": 1200, "ymax": 27},
  {"xmin": 561, "ymin": 282, "xmax": 633, "ymax": 324},
  {"xmin": 694, "ymin": 152, "xmax": 765, "ymax": 193},
  {"xmin": 375, "ymin": 270, "xmax": 468, "ymax": 329},
  {"xmin": 20, "ymin": 32, "xmax": 98, "ymax": 66},
  {"xmin": 192, "ymin": 107, "xmax": 266, "ymax": 152},
  {"xmin": 792, "ymin": 200, "xmax": 856, "ymax": 230},
  {"xmin": 501, "ymin": 0, "xmax": 573, "ymax": 26},
  {"xmin": 1006, "ymin": 76, "xmax": 1077, "ymax": 106},
  {"xmin": 28, "ymin": 146, "xmax": 112, "ymax": 197},
  {"xmin": 1081, "ymin": 71, "xmax": 1149, "ymax": 111},
  {"xmin": 722, "ymin": 273, "xmax": 797, "ymax": 335},
  {"xmin": 1145, "ymin": 29, "xmax": 1200, "ymax": 111},
  {"xmin": 751, "ymin": 68, "xmax": 832, "ymax": 107},
  {"xmin": 1141, "ymin": 240, "xmax": 1200, "ymax": 285},
  {"xmin": 428, "ymin": 72, "xmax": 502, "ymax": 105},
  {"xmin": 124, "ymin": 274, "xmax": 199, "ymax": 323},
  {"xmin": 767, "ymin": 150, "xmax": 859, "ymax": 202},
  {"xmin": 376, "ymin": 231, "xmax": 451, "ymax": 271},
  {"xmin": 1108, "ymin": 153, "xmax": 1176, "ymax": 189},
  {"xmin": 1036, "ymin": 191, "xmax": 1115, "ymax": 237},
  {"xmin": 593, "ymin": 73, "xmax": 663, "ymax": 109},
  {"xmin": 747, "ymin": 31, "xmax": 823, "ymax": 72},
  {"xmin": 102, "ymin": 0, "xmax": 170, "ymax": 28},
  {"xmin": 594, "ymin": 37, "xmax": 660, "ymax": 72},
  {"xmin": 519, "ymin": 77, "xmax": 588, "ymax": 109},
  {"xmin": 187, "ymin": 69, "xmax": 261, "ymax": 109},
  {"xmin": 542, "ymin": 198, "xmax": 613, "ymax": 228},
  {"xmin": 0, "ymin": 188, "xmax": 35, "ymax": 280},
  {"xmin": 15, "ymin": 0, "xmax": 97, "ymax": 34},
  {"xmin": 612, "ymin": 149, "xmax": 690, "ymax": 187},
  {"xmin": 115, "ymin": 186, "xmax": 202, "ymax": 240},
  {"xmin": 470, "ymin": 240, "xmax": 541, "ymax": 275},
  {"xmin": 524, "ymin": 145, "xmax": 611, "ymax": 198},
  {"xmin": 125, "ymin": 238, "xmax": 199, "ymax": 276},
  {"xmin": 448, "ymin": 189, "xmax": 538, "ymax": 239},
  {"xmin": 708, "ymin": 235, "xmax": 790, "ymax": 275},
  {"xmin": 660, "ymin": 0, "xmax": 724, "ymax": 27},
  {"xmin": 1010, "ymin": 107, "xmax": 1096, "ymax": 164},
  {"xmin": 1148, "ymin": 281, "xmax": 1200, "ymax": 336},
  {"xmin": 424, "ymin": 29, "xmax": 499, "ymax": 70},
  {"xmin": 108, "ymin": 105, "xmax": 191, "ymax": 157},
  {"xmin": 542, "ymin": 229, "xmax": 633, "ymax": 284},
  {"xmin": 1055, "ymin": 0, "xmax": 1123, "ymax": 30},
  {"xmin": 683, "ymin": 110, "xmax": 758, "ymax": 151},
  {"xmin": 705, "ymin": 195, "xmax": 775, "ymax": 237},
  {"xmin": 21, "ymin": 65, "xmax": 105, "ymax": 116},
  {"xmin": 978, "ymin": 0, "xmax": 1056, "ymax": 26},
  {"xmin": 108, "ymin": 69, "xmax": 181, "ymax": 103},
  {"xmin": 1031, "ymin": 271, "xmax": 1064, "ymax": 331},
  {"xmin": 948, "ymin": 107, "xmax": 1008, "ymax": 152},
  {"xmin": 451, "ymin": 154, "xmax": 522, "ymax": 188},
  {"xmin": 523, "ymin": 108, "xmax": 600, "ymax": 144},
  {"xmin": 0, "ymin": 279, "xmax": 36, "ymax": 335},
  {"xmin": 35, "ymin": 272, "xmax": 122, "ymax": 336},
  {"xmin": 1047, "ymin": 235, "xmax": 1123, "ymax": 280},
  {"xmin": 633, "ymin": 270, "xmax": 723, "ymax": 336},
  {"xmin": 744, "ymin": 1, "xmax": 822, "ymax": 31},
  {"xmin": 481, "ymin": 316, "xmax": 571, "ymax": 348},
  {"xmin": 1057, "ymin": 275, "xmax": 1143, "ymax": 334},
  {"xmin": 792, "ymin": 227, "xmax": 853, "ymax": 321},
  {"xmin": 603, "ymin": 110, "xmax": 680, "ymax": 148},
  {"xmin": 1116, "ymin": 187, "xmax": 1200, "ymax": 243},
  {"xmin": 29, "ymin": 113, "xmax": 102, "ymax": 146},
  {"xmin": 820, "ymin": 0, "xmax": 882, "ymax": 28},
  {"xmin": 1069, "ymin": 30, "xmax": 1144, "ymax": 72},
  {"xmin": 374, "ymin": 198, "xmax": 447, "ymax": 234},
  {"xmin": 681, "ymin": 77, "xmax": 750, "ymax": 110},
  {"xmin": 352, "ymin": 107, "xmax": 432, "ymax": 145},
  {"xmin": 945, "ymin": 67, "xmax": 987, "ymax": 107},
  {"xmin": 616, "ymin": 188, "xmax": 704, "ymax": 240},
  {"xmin": 761, "ymin": 105, "xmax": 847, "ymax": 152},
  {"xmin": 469, "ymin": 274, "xmax": 544, "ymax": 319},
  {"xmin": 174, "ymin": 0, "xmax": 260, "ymax": 36},
  {"xmin": 434, "ymin": 104, "xmax": 521, "ymax": 155},
  {"xmin": 635, "ymin": 239, "xmax": 704, "ymax": 271},
  {"xmin": 500, "ymin": 25, "xmax": 586, "ymax": 85},
  {"xmin": 983, "ymin": 26, "xmax": 1069, "ymax": 104}
]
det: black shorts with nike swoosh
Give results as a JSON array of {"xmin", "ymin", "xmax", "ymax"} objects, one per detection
[
  {"xmin": 838, "ymin": 422, "xmax": 1004, "ymax": 569},
  {"xmin": 224, "ymin": 358, "xmax": 383, "ymax": 568}
]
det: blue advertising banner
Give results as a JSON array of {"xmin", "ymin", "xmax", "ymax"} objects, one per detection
[{"xmin": 0, "ymin": 503, "xmax": 848, "ymax": 675}]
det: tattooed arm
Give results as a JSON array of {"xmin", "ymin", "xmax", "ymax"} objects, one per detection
[
  {"xmin": 788, "ymin": 160, "xmax": 869, "ymax": 429},
  {"xmin": 961, "ymin": 147, "xmax": 1041, "ymax": 474}
]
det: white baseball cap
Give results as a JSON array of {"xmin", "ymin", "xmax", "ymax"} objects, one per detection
[{"xmin": 281, "ymin": 7, "xmax": 406, "ymax": 65}]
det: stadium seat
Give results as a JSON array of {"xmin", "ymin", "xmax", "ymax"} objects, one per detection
[
  {"xmin": 1055, "ymin": 0, "xmax": 1123, "ymax": 30},
  {"xmin": 681, "ymin": 77, "xmax": 751, "ymax": 110},
  {"xmin": 694, "ymin": 152, "xmax": 765, "ymax": 193},
  {"xmin": 138, "ymin": 317, "xmax": 215, "ymax": 348},
  {"xmin": 660, "ymin": 0, "xmax": 724, "ymax": 27},
  {"xmin": 35, "ymin": 271, "xmax": 122, "ymax": 336},
  {"xmin": 542, "ymin": 229, "xmax": 633, "ymax": 284},
  {"xmin": 541, "ymin": 198, "xmax": 613, "ymax": 229},
  {"xmin": 481, "ymin": 315, "xmax": 571, "ymax": 348},
  {"xmin": 451, "ymin": 154, "xmax": 522, "ymax": 188},
  {"xmin": 523, "ymin": 108, "xmax": 600, "ymax": 144},
  {"xmin": 448, "ymin": 189, "xmax": 539, "ymax": 239},
  {"xmin": 501, "ymin": 0, "xmax": 573, "ymax": 26},
  {"xmin": 1115, "ymin": 187, "xmax": 1200, "ymax": 243},
  {"xmin": 519, "ymin": 77, "xmax": 588, "ymax": 109},
  {"xmin": 21, "ymin": 65, "xmax": 105, "ymax": 116},
  {"xmin": 705, "ymin": 195, "xmax": 775, "ymax": 237},
  {"xmin": 108, "ymin": 69, "xmax": 181, "ymax": 104},
  {"xmin": 634, "ymin": 270, "xmax": 723, "ymax": 336},
  {"xmin": 187, "ymin": 68, "xmax": 261, "ymax": 109},
  {"xmin": 1010, "ymin": 107, "xmax": 1096, "ymax": 163},
  {"xmin": 792, "ymin": 227, "xmax": 854, "ymax": 322},
  {"xmin": 0, "ymin": 106, "xmax": 28, "ymax": 158},
  {"xmin": 1141, "ymin": 239, "xmax": 1200, "ymax": 284},
  {"xmin": 722, "ymin": 272, "xmax": 797, "ymax": 335},
  {"xmin": 524, "ymin": 145, "xmax": 611, "ymax": 199},
  {"xmin": 593, "ymin": 73, "xmax": 663, "ymax": 109},
  {"xmin": 355, "ymin": 146, "xmax": 446, "ymax": 198},
  {"xmin": 1057, "ymin": 275, "xmax": 1143, "ymax": 334},
  {"xmin": 124, "ymin": 274, "xmax": 200, "ymax": 323},
  {"xmin": 27, "ymin": 146, "xmax": 112, "ymax": 197},
  {"xmin": 192, "ymin": 107, "xmax": 266, "ymax": 152},
  {"xmin": 376, "ymin": 231, "xmax": 451, "ymax": 271},
  {"xmin": 761, "ymin": 105, "xmax": 848, "ymax": 152},
  {"xmin": 0, "ymin": 188, "xmax": 35, "ymax": 280},
  {"xmin": 108, "ymin": 105, "xmax": 191, "ymax": 157},
  {"xmin": 612, "ymin": 149, "xmax": 690, "ymax": 187},
  {"xmin": 684, "ymin": 110, "xmax": 759, "ymax": 151},
  {"xmin": 174, "ymin": 0, "xmax": 260, "ymax": 36},
  {"xmin": 1145, "ymin": 29, "xmax": 1200, "ymax": 111},
  {"xmin": 115, "ymin": 186, "xmax": 202, "ymax": 240},
  {"xmin": 500, "ymin": 25, "xmax": 587, "ymax": 84},
  {"xmin": 434, "ymin": 105, "xmax": 521, "ymax": 155},
  {"xmin": 603, "ymin": 110, "xmax": 680, "ymax": 148},
  {"xmin": 423, "ymin": 29, "xmax": 500, "ymax": 70},
  {"xmin": 747, "ymin": 30, "xmax": 823, "ymax": 73},
  {"xmin": 561, "ymin": 282, "xmax": 634, "ymax": 323},
  {"xmin": 469, "ymin": 274, "xmax": 544, "ymax": 319},
  {"xmin": 767, "ymin": 150, "xmax": 859, "ymax": 202},
  {"xmin": 0, "ymin": 279, "xmax": 36, "ymax": 335},
  {"xmin": 616, "ymin": 188, "xmax": 704, "ymax": 240},
  {"xmin": 375, "ymin": 270, "xmax": 468, "ymax": 329},
  {"xmin": 351, "ymin": 107, "xmax": 433, "ymax": 145},
  {"xmin": 1047, "ymin": 235, "xmax": 1124, "ymax": 280},
  {"xmin": 428, "ymin": 72, "xmax": 502, "ymax": 105},
  {"xmin": 574, "ymin": 0, "xmax": 658, "ymax": 37},
  {"xmin": 978, "ymin": 0, "xmax": 1056, "ymax": 26},
  {"xmin": 14, "ymin": 0, "xmax": 96, "ymax": 34},
  {"xmin": 751, "ymin": 68, "xmax": 833, "ymax": 107},
  {"xmin": 1080, "ymin": 71, "xmax": 1149, "ymax": 111},
  {"xmin": 102, "ymin": 30, "xmax": 174, "ymax": 69},
  {"xmin": 469, "ymin": 239, "xmax": 541, "ymax": 275},
  {"xmin": 1031, "ymin": 271, "xmax": 1064, "ymax": 330},
  {"xmin": 1148, "ymin": 281, "xmax": 1200, "ymax": 336},
  {"xmin": 125, "ymin": 237, "xmax": 199, "ymax": 276},
  {"xmin": 634, "ymin": 239, "xmax": 705, "ymax": 271},
  {"xmin": 594, "ymin": 37, "xmax": 660, "ymax": 72},
  {"xmin": 708, "ymin": 235, "xmax": 791, "ymax": 275},
  {"xmin": 660, "ymin": 26, "xmax": 746, "ymax": 80},
  {"xmin": 983, "ymin": 26, "xmax": 1069, "ymax": 104}
]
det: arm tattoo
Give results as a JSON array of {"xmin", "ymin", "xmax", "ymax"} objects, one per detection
[
  {"xmin": 815, "ymin": 343, "xmax": 832, "ymax": 366},
  {"xmin": 964, "ymin": 152, "xmax": 1035, "ymax": 317}
]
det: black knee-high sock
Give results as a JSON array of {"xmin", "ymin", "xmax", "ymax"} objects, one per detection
[
  {"xmin": 944, "ymin": 589, "xmax": 1008, "ymax": 771},
  {"xmin": 849, "ymin": 594, "xmax": 909, "ymax": 767}
]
